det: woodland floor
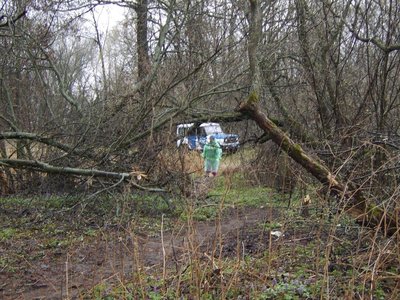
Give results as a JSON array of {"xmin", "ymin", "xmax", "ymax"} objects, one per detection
[
  {"xmin": 1, "ymin": 204, "xmax": 278, "ymax": 299},
  {"xmin": 1, "ymin": 172, "xmax": 399, "ymax": 299}
]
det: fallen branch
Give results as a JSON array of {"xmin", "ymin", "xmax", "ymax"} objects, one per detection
[
  {"xmin": 236, "ymin": 97, "xmax": 399, "ymax": 236},
  {"xmin": 0, "ymin": 158, "xmax": 165, "ymax": 193},
  {"xmin": 0, "ymin": 132, "xmax": 97, "ymax": 160}
]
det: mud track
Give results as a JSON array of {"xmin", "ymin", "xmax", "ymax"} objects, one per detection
[{"xmin": 1, "ymin": 206, "xmax": 279, "ymax": 299}]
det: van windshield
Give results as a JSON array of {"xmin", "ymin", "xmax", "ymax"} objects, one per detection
[
  {"xmin": 177, "ymin": 127, "xmax": 187, "ymax": 137},
  {"xmin": 204, "ymin": 124, "xmax": 223, "ymax": 135}
]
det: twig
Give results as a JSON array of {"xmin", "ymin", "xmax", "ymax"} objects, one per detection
[
  {"xmin": 65, "ymin": 254, "xmax": 69, "ymax": 300},
  {"xmin": 161, "ymin": 214, "xmax": 167, "ymax": 283},
  {"xmin": 86, "ymin": 175, "xmax": 126, "ymax": 200}
]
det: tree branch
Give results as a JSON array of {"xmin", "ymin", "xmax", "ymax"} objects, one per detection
[
  {"xmin": 349, "ymin": 28, "xmax": 400, "ymax": 53},
  {"xmin": 0, "ymin": 132, "xmax": 97, "ymax": 160},
  {"xmin": 185, "ymin": 112, "xmax": 248, "ymax": 124},
  {"xmin": 0, "ymin": 10, "xmax": 26, "ymax": 28},
  {"xmin": 236, "ymin": 99, "xmax": 399, "ymax": 235},
  {"xmin": 0, "ymin": 158, "xmax": 165, "ymax": 192}
]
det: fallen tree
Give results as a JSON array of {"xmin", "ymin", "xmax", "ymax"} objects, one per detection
[
  {"xmin": 0, "ymin": 158, "xmax": 165, "ymax": 193},
  {"xmin": 241, "ymin": 0, "xmax": 398, "ymax": 236},
  {"xmin": 236, "ymin": 95, "xmax": 399, "ymax": 236}
]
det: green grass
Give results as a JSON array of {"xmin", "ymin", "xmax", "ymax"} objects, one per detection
[
  {"xmin": 0, "ymin": 194, "xmax": 81, "ymax": 209},
  {"xmin": 182, "ymin": 170, "xmax": 312, "ymax": 223},
  {"xmin": 180, "ymin": 204, "xmax": 219, "ymax": 221},
  {"xmin": 209, "ymin": 173, "xmax": 304, "ymax": 208},
  {"xmin": 0, "ymin": 256, "xmax": 18, "ymax": 273},
  {"xmin": 261, "ymin": 221, "xmax": 283, "ymax": 230},
  {"xmin": 0, "ymin": 228, "xmax": 17, "ymax": 241},
  {"xmin": 1, "ymin": 162, "xmax": 399, "ymax": 299}
]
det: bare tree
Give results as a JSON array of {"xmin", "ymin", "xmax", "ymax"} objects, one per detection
[{"xmin": 0, "ymin": 0, "xmax": 399, "ymax": 238}]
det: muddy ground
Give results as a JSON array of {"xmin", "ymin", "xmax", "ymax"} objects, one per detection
[
  {"xmin": 2, "ymin": 176, "xmax": 398, "ymax": 300},
  {"xmin": 1, "ymin": 205, "xmax": 283, "ymax": 299}
]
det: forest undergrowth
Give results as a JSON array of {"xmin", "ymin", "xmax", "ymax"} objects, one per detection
[{"xmin": 0, "ymin": 151, "xmax": 399, "ymax": 299}]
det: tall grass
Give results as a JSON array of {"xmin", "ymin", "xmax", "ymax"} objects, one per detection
[
  {"xmin": 77, "ymin": 149, "xmax": 399, "ymax": 299},
  {"xmin": 2, "ymin": 146, "xmax": 399, "ymax": 299}
]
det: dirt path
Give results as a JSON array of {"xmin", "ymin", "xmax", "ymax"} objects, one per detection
[{"xmin": 1, "ymin": 206, "xmax": 277, "ymax": 299}]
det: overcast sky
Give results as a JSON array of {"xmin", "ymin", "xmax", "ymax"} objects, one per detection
[{"xmin": 94, "ymin": 4, "xmax": 127, "ymax": 32}]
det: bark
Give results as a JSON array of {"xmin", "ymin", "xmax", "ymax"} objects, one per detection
[
  {"xmin": 108, "ymin": 3, "xmax": 173, "ymax": 117},
  {"xmin": 0, "ymin": 158, "xmax": 165, "ymax": 193},
  {"xmin": 295, "ymin": 0, "xmax": 332, "ymax": 132},
  {"xmin": 349, "ymin": 28, "xmax": 400, "ymax": 53},
  {"xmin": 267, "ymin": 79, "xmax": 317, "ymax": 145},
  {"xmin": 247, "ymin": 0, "xmax": 262, "ymax": 96},
  {"xmin": 0, "ymin": 132, "xmax": 97, "ymax": 160},
  {"xmin": 186, "ymin": 112, "xmax": 248, "ymax": 124},
  {"xmin": 244, "ymin": 0, "xmax": 397, "ymax": 235},
  {"xmin": 136, "ymin": 0, "xmax": 151, "ymax": 81},
  {"xmin": 0, "ymin": 10, "xmax": 26, "ymax": 28},
  {"xmin": 236, "ymin": 98, "xmax": 399, "ymax": 236}
]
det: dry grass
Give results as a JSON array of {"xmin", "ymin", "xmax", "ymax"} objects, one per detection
[
  {"xmin": 157, "ymin": 148, "xmax": 204, "ymax": 176},
  {"xmin": 1, "ymin": 146, "xmax": 400, "ymax": 299}
]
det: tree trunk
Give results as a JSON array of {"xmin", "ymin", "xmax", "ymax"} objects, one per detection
[
  {"xmin": 136, "ymin": 0, "xmax": 150, "ymax": 81},
  {"xmin": 236, "ymin": 98, "xmax": 399, "ymax": 236},
  {"xmin": 247, "ymin": 0, "xmax": 262, "ymax": 96},
  {"xmin": 244, "ymin": 0, "xmax": 397, "ymax": 236}
]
